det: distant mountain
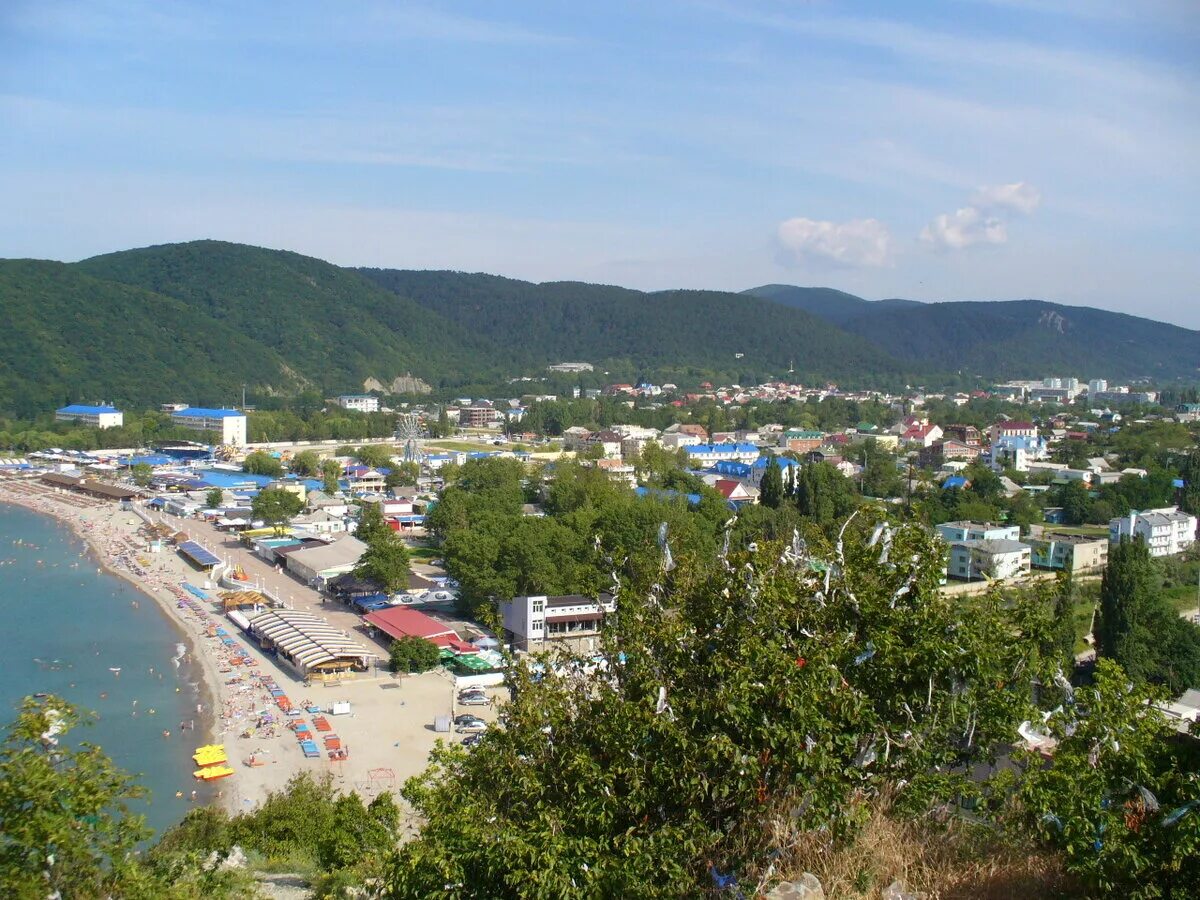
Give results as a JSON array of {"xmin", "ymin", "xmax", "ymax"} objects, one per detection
[
  {"xmin": 746, "ymin": 285, "xmax": 1200, "ymax": 381},
  {"xmin": 743, "ymin": 285, "xmax": 922, "ymax": 325},
  {"xmin": 356, "ymin": 268, "xmax": 917, "ymax": 386},
  {"xmin": 1, "ymin": 241, "xmax": 1194, "ymax": 418}
]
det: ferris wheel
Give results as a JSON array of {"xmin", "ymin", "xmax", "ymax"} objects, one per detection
[{"xmin": 395, "ymin": 413, "xmax": 425, "ymax": 464}]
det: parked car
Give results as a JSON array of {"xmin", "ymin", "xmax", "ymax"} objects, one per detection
[
  {"xmin": 461, "ymin": 733, "xmax": 483, "ymax": 748},
  {"xmin": 455, "ymin": 716, "xmax": 487, "ymax": 733},
  {"xmin": 358, "ymin": 599, "xmax": 390, "ymax": 612},
  {"xmin": 458, "ymin": 689, "xmax": 486, "ymax": 701},
  {"xmin": 459, "ymin": 695, "xmax": 489, "ymax": 706}
]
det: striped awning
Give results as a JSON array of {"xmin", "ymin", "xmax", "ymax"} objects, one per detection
[{"xmin": 248, "ymin": 609, "xmax": 377, "ymax": 671}]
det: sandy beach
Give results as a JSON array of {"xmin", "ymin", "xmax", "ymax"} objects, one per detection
[{"xmin": 0, "ymin": 477, "xmax": 499, "ymax": 820}]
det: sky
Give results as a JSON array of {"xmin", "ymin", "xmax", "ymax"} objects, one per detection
[{"xmin": 2, "ymin": 1, "xmax": 1198, "ymax": 326}]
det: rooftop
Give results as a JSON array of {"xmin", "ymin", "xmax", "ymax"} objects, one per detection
[
  {"xmin": 171, "ymin": 407, "xmax": 244, "ymax": 418},
  {"xmin": 57, "ymin": 404, "xmax": 120, "ymax": 415}
]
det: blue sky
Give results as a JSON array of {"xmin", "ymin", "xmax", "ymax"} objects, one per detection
[{"xmin": 2, "ymin": 1, "xmax": 1198, "ymax": 325}]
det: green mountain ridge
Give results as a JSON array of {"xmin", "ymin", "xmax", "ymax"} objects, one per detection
[
  {"xmin": 356, "ymin": 268, "xmax": 915, "ymax": 387},
  {"xmin": 744, "ymin": 284, "xmax": 1200, "ymax": 381},
  {"xmin": 0, "ymin": 241, "xmax": 1195, "ymax": 416}
]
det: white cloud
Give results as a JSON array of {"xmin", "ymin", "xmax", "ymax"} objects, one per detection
[
  {"xmin": 776, "ymin": 217, "xmax": 892, "ymax": 267},
  {"xmin": 919, "ymin": 206, "xmax": 1007, "ymax": 250},
  {"xmin": 970, "ymin": 181, "xmax": 1042, "ymax": 214}
]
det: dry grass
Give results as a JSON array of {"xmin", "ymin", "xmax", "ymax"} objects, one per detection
[{"xmin": 757, "ymin": 800, "xmax": 1079, "ymax": 899}]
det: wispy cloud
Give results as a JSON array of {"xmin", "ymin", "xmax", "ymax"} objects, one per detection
[{"xmin": 971, "ymin": 181, "xmax": 1042, "ymax": 214}]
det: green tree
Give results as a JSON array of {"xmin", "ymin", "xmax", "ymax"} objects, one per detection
[
  {"xmin": 130, "ymin": 461, "xmax": 154, "ymax": 487},
  {"xmin": 388, "ymin": 635, "xmax": 442, "ymax": 673},
  {"xmin": 205, "ymin": 487, "xmax": 225, "ymax": 509},
  {"xmin": 354, "ymin": 501, "xmax": 393, "ymax": 546},
  {"xmin": 1097, "ymin": 537, "xmax": 1200, "ymax": 692},
  {"xmin": 759, "ymin": 455, "xmax": 783, "ymax": 509},
  {"xmin": 251, "ymin": 488, "xmax": 304, "ymax": 534},
  {"xmin": 320, "ymin": 458, "xmax": 342, "ymax": 494},
  {"xmin": 0, "ymin": 697, "xmax": 153, "ymax": 898},
  {"xmin": 1013, "ymin": 659, "xmax": 1200, "ymax": 897},
  {"xmin": 1181, "ymin": 449, "xmax": 1200, "ymax": 518},
  {"xmin": 243, "ymin": 450, "xmax": 284, "ymax": 477},
  {"xmin": 389, "ymin": 520, "xmax": 1060, "ymax": 897},
  {"xmin": 355, "ymin": 537, "xmax": 411, "ymax": 593},
  {"xmin": 355, "ymin": 444, "xmax": 396, "ymax": 470},
  {"xmin": 289, "ymin": 449, "xmax": 322, "ymax": 477},
  {"xmin": 385, "ymin": 461, "xmax": 420, "ymax": 489},
  {"xmin": 794, "ymin": 461, "xmax": 857, "ymax": 528}
]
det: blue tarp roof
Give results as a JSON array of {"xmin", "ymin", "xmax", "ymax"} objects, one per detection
[
  {"xmin": 121, "ymin": 454, "xmax": 174, "ymax": 467},
  {"xmin": 171, "ymin": 408, "xmax": 243, "ymax": 418},
  {"xmin": 188, "ymin": 471, "xmax": 275, "ymax": 489},
  {"xmin": 57, "ymin": 404, "xmax": 119, "ymax": 415},
  {"xmin": 943, "ymin": 476, "xmax": 968, "ymax": 489},
  {"xmin": 177, "ymin": 540, "xmax": 221, "ymax": 568}
]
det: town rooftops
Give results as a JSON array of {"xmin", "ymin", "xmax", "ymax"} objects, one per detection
[
  {"xmin": 171, "ymin": 407, "xmax": 244, "ymax": 418},
  {"xmin": 57, "ymin": 404, "xmax": 120, "ymax": 415}
]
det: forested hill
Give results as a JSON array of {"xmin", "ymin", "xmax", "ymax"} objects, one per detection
[
  {"xmin": 1, "ymin": 239, "xmax": 1195, "ymax": 415},
  {"xmin": 745, "ymin": 284, "xmax": 1200, "ymax": 380},
  {"xmin": 357, "ymin": 268, "xmax": 916, "ymax": 386}
]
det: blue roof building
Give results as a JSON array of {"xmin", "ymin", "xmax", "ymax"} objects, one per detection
[{"xmin": 55, "ymin": 404, "xmax": 124, "ymax": 429}]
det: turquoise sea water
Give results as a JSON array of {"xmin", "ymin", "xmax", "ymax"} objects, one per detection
[{"xmin": 0, "ymin": 503, "xmax": 213, "ymax": 836}]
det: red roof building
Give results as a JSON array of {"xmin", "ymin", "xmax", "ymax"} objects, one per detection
[{"xmin": 363, "ymin": 607, "xmax": 476, "ymax": 653}]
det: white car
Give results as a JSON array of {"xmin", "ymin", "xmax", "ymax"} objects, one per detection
[
  {"xmin": 455, "ymin": 718, "xmax": 487, "ymax": 733},
  {"xmin": 459, "ymin": 695, "xmax": 489, "ymax": 706}
]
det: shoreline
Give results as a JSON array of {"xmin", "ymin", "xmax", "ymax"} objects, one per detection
[
  {"xmin": 0, "ymin": 477, "xmax": 501, "ymax": 825},
  {"xmin": 0, "ymin": 482, "xmax": 242, "ymax": 813}
]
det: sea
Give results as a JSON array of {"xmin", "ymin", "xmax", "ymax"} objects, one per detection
[{"xmin": 0, "ymin": 503, "xmax": 214, "ymax": 837}]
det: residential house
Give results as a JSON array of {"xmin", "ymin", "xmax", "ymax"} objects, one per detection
[
  {"xmin": 942, "ymin": 424, "xmax": 982, "ymax": 445},
  {"xmin": 562, "ymin": 426, "xmax": 592, "ymax": 451},
  {"xmin": 1109, "ymin": 508, "xmax": 1198, "ymax": 557},
  {"xmin": 947, "ymin": 539, "xmax": 1032, "ymax": 581},
  {"xmin": 590, "ymin": 457, "xmax": 637, "ymax": 487},
  {"xmin": 500, "ymin": 593, "xmax": 617, "ymax": 652},
  {"xmin": 901, "ymin": 423, "xmax": 943, "ymax": 448},
  {"xmin": 586, "ymin": 430, "xmax": 625, "ymax": 459},
  {"xmin": 344, "ymin": 466, "xmax": 387, "ymax": 493},
  {"xmin": 1028, "ymin": 533, "xmax": 1108, "ymax": 574},
  {"xmin": 714, "ymin": 479, "xmax": 757, "ymax": 508}
]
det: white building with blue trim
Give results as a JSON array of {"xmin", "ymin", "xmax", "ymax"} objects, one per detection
[
  {"xmin": 55, "ymin": 404, "xmax": 124, "ymax": 429},
  {"xmin": 169, "ymin": 407, "xmax": 247, "ymax": 445}
]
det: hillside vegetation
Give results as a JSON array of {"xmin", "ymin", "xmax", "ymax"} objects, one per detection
[
  {"xmin": 359, "ymin": 268, "xmax": 917, "ymax": 387},
  {"xmin": 745, "ymin": 285, "xmax": 1200, "ymax": 381},
  {"xmin": 2, "ymin": 241, "xmax": 1197, "ymax": 414}
]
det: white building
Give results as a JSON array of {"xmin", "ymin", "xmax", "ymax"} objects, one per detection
[
  {"xmin": 336, "ymin": 394, "xmax": 380, "ymax": 413},
  {"xmin": 935, "ymin": 521, "xmax": 1020, "ymax": 543},
  {"xmin": 1109, "ymin": 508, "xmax": 1197, "ymax": 557},
  {"xmin": 55, "ymin": 404, "xmax": 124, "ymax": 429},
  {"xmin": 683, "ymin": 443, "xmax": 761, "ymax": 466},
  {"xmin": 547, "ymin": 362, "xmax": 594, "ymax": 373},
  {"xmin": 947, "ymin": 539, "xmax": 1032, "ymax": 581},
  {"xmin": 500, "ymin": 593, "xmax": 616, "ymax": 652},
  {"xmin": 170, "ymin": 408, "xmax": 247, "ymax": 446}
]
